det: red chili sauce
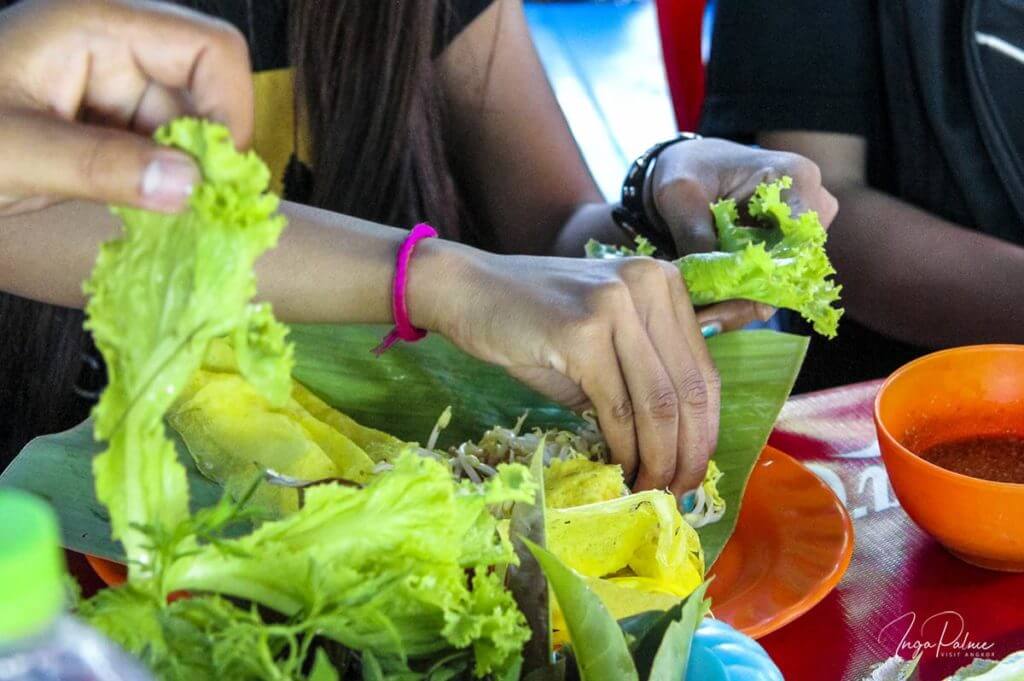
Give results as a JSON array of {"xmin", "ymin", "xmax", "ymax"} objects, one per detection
[{"xmin": 917, "ymin": 435, "xmax": 1024, "ymax": 484}]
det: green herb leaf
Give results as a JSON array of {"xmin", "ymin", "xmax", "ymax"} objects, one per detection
[
  {"xmin": 161, "ymin": 453, "xmax": 531, "ymax": 677},
  {"xmin": 620, "ymin": 581, "xmax": 710, "ymax": 680},
  {"xmin": 648, "ymin": 581, "xmax": 710, "ymax": 681},
  {"xmin": 525, "ymin": 540, "xmax": 638, "ymax": 681},
  {"xmin": 361, "ymin": 651, "xmax": 385, "ymax": 681},
  {"xmin": 508, "ymin": 441, "xmax": 552, "ymax": 675},
  {"xmin": 309, "ymin": 652, "xmax": 340, "ymax": 681}
]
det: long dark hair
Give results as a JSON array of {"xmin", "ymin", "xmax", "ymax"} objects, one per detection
[
  {"xmin": 0, "ymin": 0, "xmax": 478, "ymax": 463},
  {"xmin": 291, "ymin": 0, "xmax": 473, "ymax": 243}
]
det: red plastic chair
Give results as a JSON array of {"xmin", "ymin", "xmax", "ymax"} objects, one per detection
[{"xmin": 655, "ymin": 0, "xmax": 707, "ymax": 131}]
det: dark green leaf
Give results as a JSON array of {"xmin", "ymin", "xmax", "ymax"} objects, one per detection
[
  {"xmin": 522, "ymin": 657, "xmax": 567, "ymax": 681},
  {"xmin": 310, "ymin": 649, "xmax": 340, "ymax": 681},
  {"xmin": 0, "ymin": 420, "xmax": 221, "ymax": 560},
  {"xmin": 647, "ymin": 622, "xmax": 688, "ymax": 681},
  {"xmin": 508, "ymin": 442, "xmax": 551, "ymax": 675},
  {"xmin": 362, "ymin": 650, "xmax": 385, "ymax": 681},
  {"xmin": 622, "ymin": 606, "xmax": 684, "ymax": 678},
  {"xmin": 525, "ymin": 540, "xmax": 638, "ymax": 681},
  {"xmin": 290, "ymin": 325, "xmax": 587, "ymax": 447},
  {"xmin": 0, "ymin": 327, "xmax": 806, "ymax": 568},
  {"xmin": 648, "ymin": 582, "xmax": 709, "ymax": 681}
]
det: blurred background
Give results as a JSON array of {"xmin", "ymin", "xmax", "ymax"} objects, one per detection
[{"xmin": 525, "ymin": 0, "xmax": 716, "ymax": 198}]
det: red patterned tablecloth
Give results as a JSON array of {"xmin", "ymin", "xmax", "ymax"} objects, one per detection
[{"xmin": 761, "ymin": 381, "xmax": 1024, "ymax": 681}]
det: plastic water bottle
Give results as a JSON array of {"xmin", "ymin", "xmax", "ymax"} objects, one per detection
[{"xmin": 0, "ymin": 490, "xmax": 152, "ymax": 681}]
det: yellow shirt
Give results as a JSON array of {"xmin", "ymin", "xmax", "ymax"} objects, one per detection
[{"xmin": 252, "ymin": 68, "xmax": 311, "ymax": 196}]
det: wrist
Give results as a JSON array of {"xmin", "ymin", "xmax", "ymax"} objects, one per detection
[
  {"xmin": 615, "ymin": 132, "xmax": 701, "ymax": 257},
  {"xmin": 404, "ymin": 236, "xmax": 481, "ymax": 336},
  {"xmin": 642, "ymin": 161, "xmax": 661, "ymax": 233}
]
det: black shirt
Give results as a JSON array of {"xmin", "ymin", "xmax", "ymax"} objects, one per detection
[
  {"xmin": 181, "ymin": 0, "xmax": 494, "ymax": 72},
  {"xmin": 700, "ymin": 0, "xmax": 1024, "ymax": 391}
]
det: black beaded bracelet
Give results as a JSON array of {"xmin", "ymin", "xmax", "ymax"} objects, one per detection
[{"xmin": 611, "ymin": 131, "xmax": 702, "ymax": 257}]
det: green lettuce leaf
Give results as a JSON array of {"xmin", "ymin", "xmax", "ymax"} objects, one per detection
[
  {"xmin": 682, "ymin": 177, "xmax": 842, "ymax": 337},
  {"xmin": 84, "ymin": 118, "xmax": 292, "ymax": 572},
  {"xmin": 587, "ymin": 177, "xmax": 843, "ymax": 338},
  {"xmin": 161, "ymin": 453, "xmax": 533, "ymax": 677}
]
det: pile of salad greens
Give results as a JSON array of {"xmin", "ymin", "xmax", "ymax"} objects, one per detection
[
  {"xmin": 74, "ymin": 118, "xmax": 715, "ymax": 680},
  {"xmin": 587, "ymin": 176, "xmax": 843, "ymax": 338}
]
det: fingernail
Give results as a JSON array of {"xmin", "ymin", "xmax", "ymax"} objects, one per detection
[
  {"xmin": 701, "ymin": 322, "xmax": 722, "ymax": 339},
  {"xmin": 141, "ymin": 154, "xmax": 198, "ymax": 210},
  {"xmin": 681, "ymin": 491, "xmax": 696, "ymax": 513},
  {"xmin": 756, "ymin": 304, "xmax": 776, "ymax": 321}
]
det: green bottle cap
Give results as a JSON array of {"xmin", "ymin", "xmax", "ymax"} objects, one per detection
[{"xmin": 0, "ymin": 490, "xmax": 65, "ymax": 641}]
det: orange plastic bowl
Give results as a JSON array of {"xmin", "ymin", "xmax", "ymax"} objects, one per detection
[{"xmin": 874, "ymin": 345, "xmax": 1024, "ymax": 571}]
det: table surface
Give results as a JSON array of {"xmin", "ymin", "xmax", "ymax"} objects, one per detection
[
  {"xmin": 67, "ymin": 380, "xmax": 1024, "ymax": 680},
  {"xmin": 761, "ymin": 381, "xmax": 1024, "ymax": 681}
]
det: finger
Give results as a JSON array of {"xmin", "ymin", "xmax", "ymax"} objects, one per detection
[
  {"xmin": 79, "ymin": 51, "xmax": 151, "ymax": 130},
  {"xmin": 662, "ymin": 263, "xmax": 719, "ymax": 494},
  {"xmin": 696, "ymin": 300, "xmax": 776, "ymax": 332},
  {"xmin": 748, "ymin": 151, "xmax": 837, "ymax": 225},
  {"xmin": 0, "ymin": 110, "xmax": 198, "ymax": 212},
  {"xmin": 0, "ymin": 195, "xmax": 62, "ymax": 216},
  {"xmin": 819, "ymin": 188, "xmax": 839, "ymax": 229},
  {"xmin": 608, "ymin": 300, "xmax": 681, "ymax": 491},
  {"xmin": 98, "ymin": 1, "xmax": 255, "ymax": 147},
  {"xmin": 131, "ymin": 82, "xmax": 191, "ymax": 134},
  {"xmin": 653, "ymin": 174, "xmax": 719, "ymax": 255},
  {"xmin": 627, "ymin": 262, "xmax": 712, "ymax": 496},
  {"xmin": 577, "ymin": 333, "xmax": 640, "ymax": 483}
]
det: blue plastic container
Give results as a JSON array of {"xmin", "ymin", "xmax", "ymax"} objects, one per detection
[{"xmin": 685, "ymin": 619, "xmax": 783, "ymax": 681}]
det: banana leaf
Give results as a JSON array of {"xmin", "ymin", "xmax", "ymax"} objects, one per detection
[{"xmin": 0, "ymin": 325, "xmax": 806, "ymax": 566}]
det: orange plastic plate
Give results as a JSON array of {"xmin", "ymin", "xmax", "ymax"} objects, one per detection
[{"xmin": 707, "ymin": 445, "xmax": 854, "ymax": 638}]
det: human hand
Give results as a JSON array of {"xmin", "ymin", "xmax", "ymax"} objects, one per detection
[
  {"xmin": 412, "ymin": 245, "xmax": 719, "ymax": 495},
  {"xmin": 0, "ymin": 0, "xmax": 253, "ymax": 215},
  {"xmin": 640, "ymin": 138, "xmax": 838, "ymax": 331},
  {"xmin": 648, "ymin": 137, "xmax": 839, "ymax": 256}
]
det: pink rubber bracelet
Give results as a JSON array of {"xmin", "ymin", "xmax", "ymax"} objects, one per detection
[{"xmin": 372, "ymin": 223, "xmax": 438, "ymax": 356}]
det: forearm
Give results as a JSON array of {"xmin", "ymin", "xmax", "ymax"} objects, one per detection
[
  {"xmin": 548, "ymin": 202, "xmax": 629, "ymax": 257},
  {"xmin": 0, "ymin": 200, "xmax": 474, "ymax": 329},
  {"xmin": 829, "ymin": 185, "xmax": 1024, "ymax": 346}
]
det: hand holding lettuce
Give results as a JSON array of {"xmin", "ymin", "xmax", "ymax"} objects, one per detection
[{"xmin": 588, "ymin": 176, "xmax": 844, "ymax": 338}]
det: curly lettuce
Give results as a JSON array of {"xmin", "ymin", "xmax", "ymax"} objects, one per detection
[
  {"xmin": 84, "ymin": 118, "xmax": 291, "ymax": 571},
  {"xmin": 587, "ymin": 176, "xmax": 843, "ymax": 337}
]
